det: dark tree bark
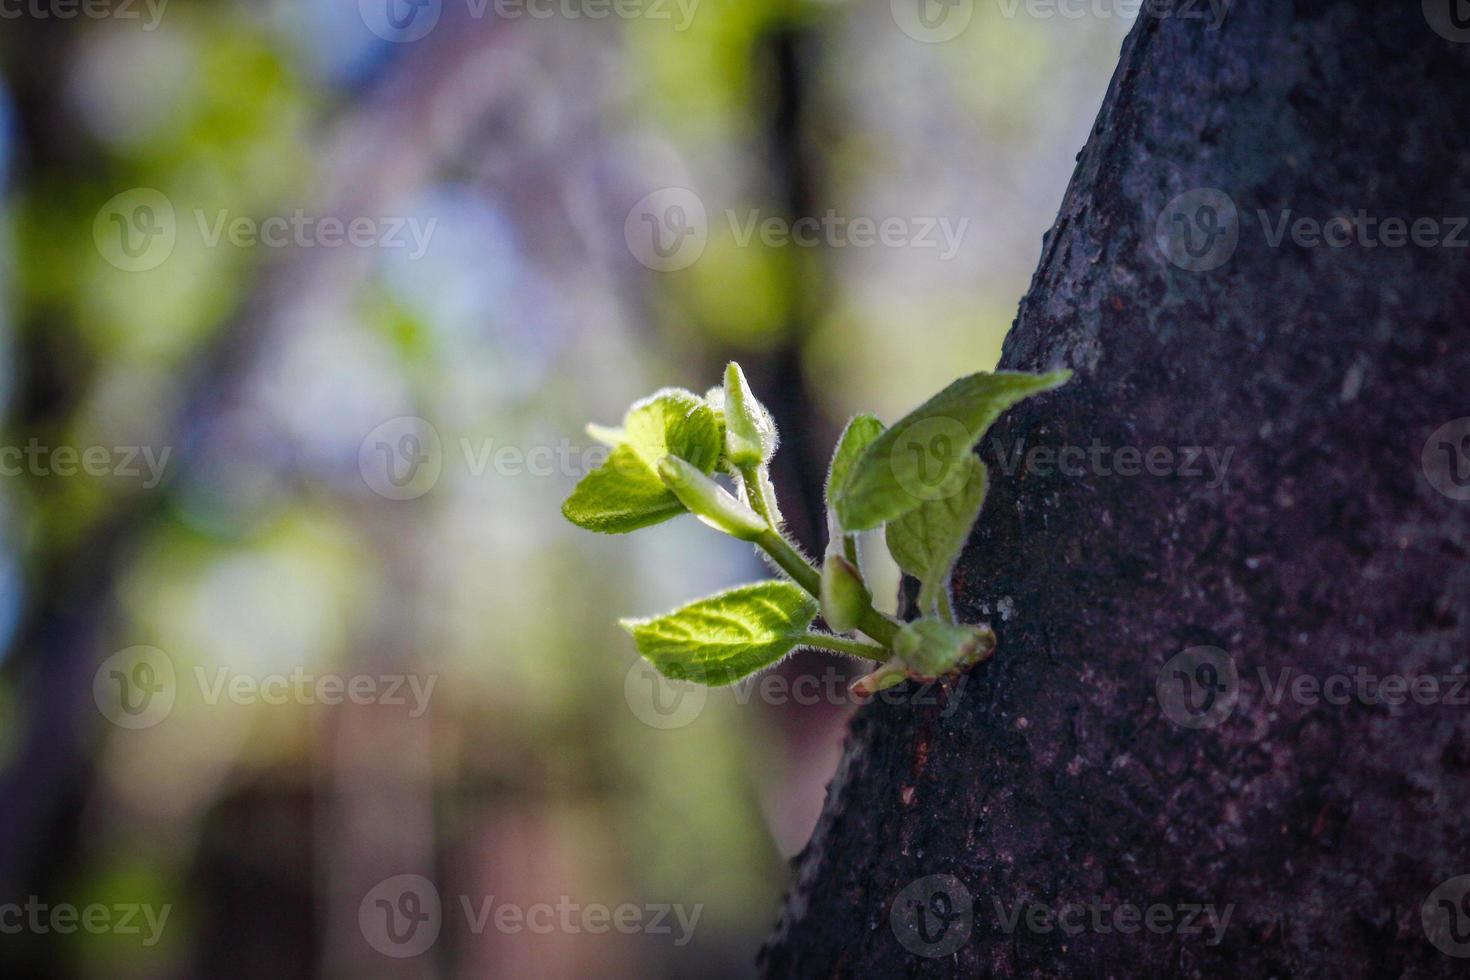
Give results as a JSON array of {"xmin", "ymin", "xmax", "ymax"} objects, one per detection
[{"xmin": 762, "ymin": 3, "xmax": 1470, "ymax": 977}]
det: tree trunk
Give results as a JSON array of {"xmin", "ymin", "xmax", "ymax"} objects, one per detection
[{"xmin": 761, "ymin": 4, "xmax": 1470, "ymax": 976}]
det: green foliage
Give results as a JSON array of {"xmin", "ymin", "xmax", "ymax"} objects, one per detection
[
  {"xmin": 562, "ymin": 389, "xmax": 723, "ymax": 533},
  {"xmin": 564, "ymin": 361, "xmax": 1069, "ymax": 691},
  {"xmin": 621, "ymin": 581, "xmax": 818, "ymax": 686},
  {"xmin": 825, "ymin": 413, "xmax": 885, "ymax": 521},
  {"xmin": 833, "ymin": 369, "xmax": 1071, "ymax": 531},
  {"xmin": 885, "ymin": 454, "xmax": 989, "ymax": 616}
]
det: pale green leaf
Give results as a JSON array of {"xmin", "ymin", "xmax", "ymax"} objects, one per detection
[
  {"xmin": 885, "ymin": 455, "xmax": 989, "ymax": 613},
  {"xmin": 563, "ymin": 389, "xmax": 724, "ymax": 534},
  {"xmin": 826, "ymin": 413, "xmax": 884, "ymax": 510},
  {"xmin": 835, "ymin": 370, "xmax": 1070, "ymax": 531},
  {"xmin": 620, "ymin": 581, "xmax": 818, "ymax": 686},
  {"xmin": 562, "ymin": 444, "xmax": 686, "ymax": 533},
  {"xmin": 621, "ymin": 387, "xmax": 723, "ymax": 471}
]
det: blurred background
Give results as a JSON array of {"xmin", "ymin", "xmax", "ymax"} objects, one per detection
[{"xmin": 0, "ymin": 1, "xmax": 1129, "ymax": 976}]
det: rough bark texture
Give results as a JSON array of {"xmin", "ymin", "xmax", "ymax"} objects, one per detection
[{"xmin": 761, "ymin": 3, "xmax": 1470, "ymax": 976}]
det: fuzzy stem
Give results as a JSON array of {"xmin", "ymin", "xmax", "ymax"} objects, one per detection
[
  {"xmin": 800, "ymin": 632, "xmax": 889, "ymax": 661},
  {"xmin": 755, "ymin": 529, "xmax": 900, "ymax": 648}
]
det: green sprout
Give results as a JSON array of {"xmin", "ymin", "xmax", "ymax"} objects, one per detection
[{"xmin": 563, "ymin": 362, "xmax": 1070, "ymax": 697}]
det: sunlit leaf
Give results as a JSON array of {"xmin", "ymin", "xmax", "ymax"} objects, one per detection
[
  {"xmin": 825, "ymin": 413, "xmax": 884, "ymax": 512},
  {"xmin": 620, "ymin": 581, "xmax": 818, "ymax": 686},
  {"xmin": 562, "ymin": 445, "xmax": 686, "ymax": 533},
  {"xmin": 834, "ymin": 370, "xmax": 1070, "ymax": 531},
  {"xmin": 885, "ymin": 455, "xmax": 988, "ymax": 613},
  {"xmin": 562, "ymin": 389, "xmax": 724, "ymax": 533}
]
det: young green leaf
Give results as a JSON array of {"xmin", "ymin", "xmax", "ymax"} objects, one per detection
[
  {"xmin": 621, "ymin": 581, "xmax": 819, "ymax": 686},
  {"xmin": 657, "ymin": 455, "xmax": 767, "ymax": 541},
  {"xmin": 825, "ymin": 413, "xmax": 885, "ymax": 510},
  {"xmin": 621, "ymin": 388, "xmax": 723, "ymax": 471},
  {"xmin": 562, "ymin": 389, "xmax": 723, "ymax": 534},
  {"xmin": 834, "ymin": 369, "xmax": 1070, "ymax": 531},
  {"xmin": 885, "ymin": 454, "xmax": 989, "ymax": 614},
  {"xmin": 893, "ymin": 618, "xmax": 997, "ymax": 677},
  {"xmin": 722, "ymin": 362, "xmax": 778, "ymax": 467},
  {"xmin": 562, "ymin": 444, "xmax": 688, "ymax": 533}
]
